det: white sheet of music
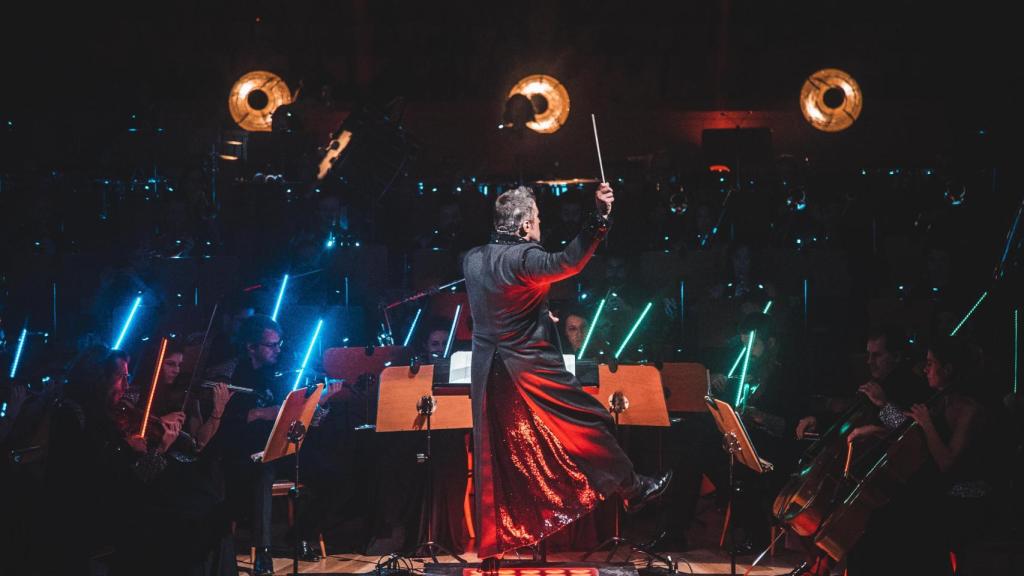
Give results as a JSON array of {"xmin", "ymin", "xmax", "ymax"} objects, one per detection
[
  {"xmin": 450, "ymin": 351, "xmax": 473, "ymax": 384},
  {"xmin": 448, "ymin": 351, "xmax": 576, "ymax": 383}
]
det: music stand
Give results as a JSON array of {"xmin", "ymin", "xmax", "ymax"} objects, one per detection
[
  {"xmin": 705, "ymin": 396, "xmax": 773, "ymax": 576},
  {"xmin": 258, "ymin": 383, "xmax": 324, "ymax": 576},
  {"xmin": 376, "ymin": 365, "xmax": 471, "ymax": 563},
  {"xmin": 583, "ymin": 365, "xmax": 674, "ymax": 571},
  {"xmin": 323, "ymin": 345, "xmax": 411, "ymax": 430}
]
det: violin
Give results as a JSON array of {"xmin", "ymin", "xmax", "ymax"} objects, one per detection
[{"xmin": 112, "ymin": 397, "xmax": 196, "ymax": 452}]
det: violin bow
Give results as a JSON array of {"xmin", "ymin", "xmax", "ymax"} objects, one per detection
[{"xmin": 181, "ymin": 301, "xmax": 219, "ymax": 412}]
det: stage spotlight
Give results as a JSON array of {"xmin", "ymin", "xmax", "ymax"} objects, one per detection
[
  {"xmin": 503, "ymin": 74, "xmax": 570, "ymax": 134},
  {"xmin": 800, "ymin": 68, "xmax": 862, "ymax": 132},
  {"xmin": 228, "ymin": 70, "xmax": 293, "ymax": 132}
]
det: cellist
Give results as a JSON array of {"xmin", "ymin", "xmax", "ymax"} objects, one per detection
[{"xmin": 845, "ymin": 336, "xmax": 989, "ymax": 576}]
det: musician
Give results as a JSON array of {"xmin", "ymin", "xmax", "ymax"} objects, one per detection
[
  {"xmin": 134, "ymin": 341, "xmax": 234, "ymax": 451},
  {"xmin": 846, "ymin": 337, "xmax": 988, "ymax": 576},
  {"xmin": 796, "ymin": 326, "xmax": 930, "ymax": 441},
  {"xmin": 415, "ymin": 317, "xmax": 450, "ymax": 363},
  {"xmin": 909, "ymin": 337, "xmax": 994, "ymax": 561},
  {"xmin": 204, "ymin": 314, "xmax": 286, "ymax": 574},
  {"xmin": 702, "ymin": 312, "xmax": 804, "ymax": 553},
  {"xmin": 563, "ymin": 310, "xmax": 589, "ymax": 354},
  {"xmin": 462, "ymin": 183, "xmax": 671, "ymax": 560},
  {"xmin": 207, "ymin": 314, "xmax": 341, "ymax": 572},
  {"xmin": 45, "ymin": 346, "xmax": 182, "ymax": 573}
]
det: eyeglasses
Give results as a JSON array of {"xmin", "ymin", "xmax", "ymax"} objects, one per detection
[{"xmin": 259, "ymin": 340, "xmax": 284, "ymax": 350}]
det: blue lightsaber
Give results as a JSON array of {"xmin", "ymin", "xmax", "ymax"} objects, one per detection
[
  {"xmin": 950, "ymin": 291, "xmax": 988, "ymax": 337},
  {"xmin": 444, "ymin": 305, "xmax": 462, "ymax": 359},
  {"xmin": 9, "ymin": 327, "xmax": 27, "ymax": 379},
  {"xmin": 615, "ymin": 302, "xmax": 653, "ymax": 359},
  {"xmin": 402, "ymin": 308, "xmax": 423, "ymax": 347},
  {"xmin": 271, "ymin": 274, "xmax": 289, "ymax": 321},
  {"xmin": 735, "ymin": 330, "xmax": 756, "ymax": 409},
  {"xmin": 292, "ymin": 319, "xmax": 325, "ymax": 391},
  {"xmin": 578, "ymin": 298, "xmax": 606, "ymax": 359},
  {"xmin": 112, "ymin": 297, "xmax": 142, "ymax": 350},
  {"xmin": 725, "ymin": 301, "xmax": 773, "ymax": 378}
]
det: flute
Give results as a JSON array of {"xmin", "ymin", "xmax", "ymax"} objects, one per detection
[{"xmin": 199, "ymin": 381, "xmax": 258, "ymax": 395}]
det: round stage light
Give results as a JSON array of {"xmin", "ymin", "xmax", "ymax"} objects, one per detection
[
  {"xmin": 800, "ymin": 68, "xmax": 862, "ymax": 132},
  {"xmin": 228, "ymin": 70, "xmax": 293, "ymax": 132},
  {"xmin": 507, "ymin": 74, "xmax": 571, "ymax": 134}
]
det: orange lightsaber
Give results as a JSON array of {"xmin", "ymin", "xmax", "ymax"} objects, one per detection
[
  {"xmin": 138, "ymin": 337, "xmax": 168, "ymax": 438},
  {"xmin": 843, "ymin": 439, "xmax": 854, "ymax": 478}
]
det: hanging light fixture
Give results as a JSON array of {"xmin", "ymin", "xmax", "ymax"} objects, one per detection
[
  {"xmin": 800, "ymin": 68, "xmax": 863, "ymax": 132},
  {"xmin": 228, "ymin": 70, "xmax": 293, "ymax": 132},
  {"xmin": 504, "ymin": 74, "xmax": 571, "ymax": 134}
]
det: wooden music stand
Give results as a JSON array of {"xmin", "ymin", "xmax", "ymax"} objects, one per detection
[
  {"xmin": 596, "ymin": 364, "xmax": 670, "ymax": 427},
  {"xmin": 376, "ymin": 365, "xmax": 471, "ymax": 563},
  {"xmin": 257, "ymin": 383, "xmax": 325, "ymax": 576},
  {"xmin": 660, "ymin": 362, "xmax": 711, "ymax": 413},
  {"xmin": 705, "ymin": 397, "xmax": 772, "ymax": 474},
  {"xmin": 584, "ymin": 364, "xmax": 672, "ymax": 570},
  {"xmin": 259, "ymin": 383, "xmax": 324, "ymax": 464},
  {"xmin": 375, "ymin": 365, "xmax": 472, "ymax": 432},
  {"xmin": 705, "ymin": 396, "xmax": 772, "ymax": 576},
  {"xmin": 323, "ymin": 345, "xmax": 411, "ymax": 383}
]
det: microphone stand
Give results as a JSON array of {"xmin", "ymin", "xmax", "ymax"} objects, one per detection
[{"xmin": 380, "ymin": 278, "xmax": 465, "ymax": 345}]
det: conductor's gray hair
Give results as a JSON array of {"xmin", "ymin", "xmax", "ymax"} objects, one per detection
[{"xmin": 493, "ymin": 186, "xmax": 537, "ymax": 235}]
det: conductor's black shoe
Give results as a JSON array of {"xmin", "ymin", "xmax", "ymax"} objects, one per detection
[
  {"xmin": 623, "ymin": 470, "xmax": 673, "ymax": 514},
  {"xmin": 254, "ymin": 547, "xmax": 274, "ymax": 576},
  {"xmin": 299, "ymin": 539, "xmax": 322, "ymax": 562}
]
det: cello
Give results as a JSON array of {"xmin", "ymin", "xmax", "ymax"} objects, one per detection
[
  {"xmin": 810, "ymin": 388, "xmax": 947, "ymax": 561},
  {"xmin": 771, "ymin": 396, "xmax": 879, "ymax": 537}
]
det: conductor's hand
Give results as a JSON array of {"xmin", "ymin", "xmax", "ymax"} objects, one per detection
[{"xmin": 595, "ymin": 183, "xmax": 614, "ymax": 216}]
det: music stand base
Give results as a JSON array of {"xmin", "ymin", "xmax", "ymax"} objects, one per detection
[
  {"xmin": 410, "ymin": 540, "xmax": 466, "ymax": 564},
  {"xmin": 582, "ymin": 536, "xmax": 675, "ymax": 572}
]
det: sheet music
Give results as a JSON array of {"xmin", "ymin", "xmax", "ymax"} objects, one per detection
[
  {"xmin": 449, "ymin": 351, "xmax": 473, "ymax": 384},
  {"xmin": 447, "ymin": 351, "xmax": 576, "ymax": 384}
]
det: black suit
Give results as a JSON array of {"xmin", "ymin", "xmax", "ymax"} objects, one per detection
[{"xmin": 463, "ymin": 216, "xmax": 636, "ymax": 558}]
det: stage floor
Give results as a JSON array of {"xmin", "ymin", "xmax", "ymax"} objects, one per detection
[{"xmin": 235, "ymin": 548, "xmax": 803, "ymax": 575}]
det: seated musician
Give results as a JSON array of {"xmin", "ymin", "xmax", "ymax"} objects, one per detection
[
  {"xmin": 700, "ymin": 312, "xmax": 805, "ymax": 553},
  {"xmin": 908, "ymin": 337, "xmax": 993, "ymax": 563},
  {"xmin": 562, "ymin": 309, "xmax": 589, "ymax": 355},
  {"xmin": 45, "ymin": 346, "xmax": 183, "ymax": 573},
  {"xmin": 796, "ymin": 325, "xmax": 930, "ymax": 441},
  {"xmin": 205, "ymin": 314, "xmax": 341, "ymax": 574},
  {"xmin": 846, "ymin": 336, "xmax": 989, "ymax": 576},
  {"xmin": 147, "ymin": 341, "xmax": 234, "ymax": 451}
]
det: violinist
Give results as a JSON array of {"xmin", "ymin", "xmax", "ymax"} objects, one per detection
[
  {"xmin": 44, "ymin": 346, "xmax": 181, "ymax": 573},
  {"xmin": 144, "ymin": 341, "xmax": 234, "ymax": 451}
]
